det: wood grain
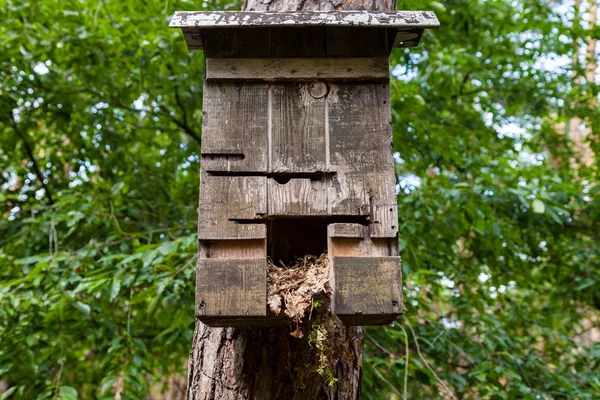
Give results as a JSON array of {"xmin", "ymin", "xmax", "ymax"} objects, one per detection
[
  {"xmin": 200, "ymin": 239, "xmax": 266, "ymax": 259},
  {"xmin": 271, "ymin": 83, "xmax": 327, "ymax": 172},
  {"xmin": 332, "ymin": 256, "xmax": 403, "ymax": 325},
  {"xmin": 268, "ymin": 178, "xmax": 328, "ymax": 216},
  {"xmin": 205, "ymin": 58, "xmax": 389, "ymax": 81},
  {"xmin": 328, "ymin": 82, "xmax": 398, "ymax": 237},
  {"xmin": 328, "ymin": 237, "xmax": 394, "ymax": 257},
  {"xmin": 201, "ymin": 81, "xmax": 269, "ymax": 172},
  {"xmin": 196, "ymin": 259, "xmax": 266, "ymax": 319},
  {"xmin": 198, "ymin": 172, "xmax": 267, "ymax": 240}
]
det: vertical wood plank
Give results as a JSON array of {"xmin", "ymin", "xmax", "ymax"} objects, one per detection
[
  {"xmin": 202, "ymin": 81, "xmax": 269, "ymax": 172},
  {"xmin": 271, "ymin": 83, "xmax": 327, "ymax": 172},
  {"xmin": 328, "ymin": 83, "xmax": 398, "ymax": 238},
  {"xmin": 268, "ymin": 178, "xmax": 328, "ymax": 216},
  {"xmin": 198, "ymin": 172, "xmax": 267, "ymax": 240}
]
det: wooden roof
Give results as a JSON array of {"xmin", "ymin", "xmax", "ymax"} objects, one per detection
[
  {"xmin": 170, "ymin": 11, "xmax": 439, "ymax": 50},
  {"xmin": 170, "ymin": 11, "xmax": 439, "ymax": 29}
]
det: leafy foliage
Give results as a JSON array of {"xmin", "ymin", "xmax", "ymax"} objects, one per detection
[{"xmin": 1, "ymin": 0, "xmax": 598, "ymax": 399}]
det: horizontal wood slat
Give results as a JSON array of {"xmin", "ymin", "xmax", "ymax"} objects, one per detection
[
  {"xmin": 206, "ymin": 58, "xmax": 389, "ymax": 81},
  {"xmin": 268, "ymin": 178, "xmax": 328, "ymax": 216}
]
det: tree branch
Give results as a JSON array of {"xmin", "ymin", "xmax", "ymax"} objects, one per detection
[
  {"xmin": 9, "ymin": 113, "xmax": 55, "ymax": 205},
  {"xmin": 146, "ymin": 88, "xmax": 202, "ymax": 146}
]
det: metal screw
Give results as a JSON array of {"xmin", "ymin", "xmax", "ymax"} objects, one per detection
[{"xmin": 200, "ymin": 302, "xmax": 206, "ymax": 310}]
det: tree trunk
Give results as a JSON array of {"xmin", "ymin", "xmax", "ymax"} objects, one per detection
[
  {"xmin": 568, "ymin": 0, "xmax": 597, "ymax": 168},
  {"xmin": 186, "ymin": 1, "xmax": 396, "ymax": 399}
]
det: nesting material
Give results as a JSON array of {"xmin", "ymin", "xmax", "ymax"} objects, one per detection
[{"xmin": 267, "ymin": 254, "xmax": 331, "ymax": 326}]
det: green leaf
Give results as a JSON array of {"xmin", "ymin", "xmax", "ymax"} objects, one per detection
[
  {"xmin": 59, "ymin": 386, "xmax": 78, "ymax": 400},
  {"xmin": 15, "ymin": 255, "xmax": 51, "ymax": 265},
  {"xmin": 0, "ymin": 387, "xmax": 17, "ymax": 400},
  {"xmin": 73, "ymin": 301, "xmax": 91, "ymax": 316},
  {"xmin": 532, "ymin": 199, "xmax": 545, "ymax": 214},
  {"xmin": 159, "ymin": 241, "xmax": 178, "ymax": 256},
  {"xmin": 110, "ymin": 278, "xmax": 121, "ymax": 302}
]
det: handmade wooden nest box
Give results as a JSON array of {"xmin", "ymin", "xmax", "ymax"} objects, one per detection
[{"xmin": 170, "ymin": 11, "xmax": 439, "ymax": 327}]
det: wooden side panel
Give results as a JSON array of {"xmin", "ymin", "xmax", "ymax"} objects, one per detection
[
  {"xmin": 394, "ymin": 30, "xmax": 423, "ymax": 48},
  {"xmin": 201, "ymin": 81, "xmax": 269, "ymax": 172},
  {"xmin": 332, "ymin": 256, "xmax": 403, "ymax": 325},
  {"xmin": 271, "ymin": 84, "xmax": 327, "ymax": 172},
  {"xmin": 197, "ymin": 259, "xmax": 266, "ymax": 318},
  {"xmin": 372, "ymin": 200, "xmax": 399, "ymax": 238},
  {"xmin": 268, "ymin": 178, "xmax": 328, "ymax": 216},
  {"xmin": 198, "ymin": 172, "xmax": 266, "ymax": 240},
  {"xmin": 328, "ymin": 83, "xmax": 397, "ymax": 237},
  {"xmin": 181, "ymin": 28, "xmax": 203, "ymax": 50}
]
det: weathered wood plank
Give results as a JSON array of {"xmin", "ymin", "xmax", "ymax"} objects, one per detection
[
  {"xmin": 328, "ymin": 223, "xmax": 365, "ymax": 238},
  {"xmin": 270, "ymin": 27, "xmax": 327, "ymax": 57},
  {"xmin": 393, "ymin": 29, "xmax": 422, "ymax": 48},
  {"xmin": 203, "ymin": 28, "xmax": 270, "ymax": 58},
  {"xmin": 205, "ymin": 58, "xmax": 389, "ymax": 81},
  {"xmin": 328, "ymin": 83, "xmax": 392, "ymax": 169},
  {"xmin": 170, "ymin": 11, "xmax": 441, "ymax": 29},
  {"xmin": 198, "ymin": 172, "xmax": 267, "ymax": 240},
  {"xmin": 268, "ymin": 178, "xmax": 328, "ymax": 216},
  {"xmin": 271, "ymin": 83, "xmax": 327, "ymax": 172},
  {"xmin": 332, "ymin": 256, "xmax": 402, "ymax": 325},
  {"xmin": 372, "ymin": 201, "xmax": 398, "ymax": 238},
  {"xmin": 325, "ymin": 27, "xmax": 388, "ymax": 57},
  {"xmin": 181, "ymin": 28, "xmax": 203, "ymax": 50},
  {"xmin": 328, "ymin": 237, "xmax": 394, "ymax": 257},
  {"xmin": 197, "ymin": 259, "xmax": 266, "ymax": 319},
  {"xmin": 328, "ymin": 83, "xmax": 397, "ymax": 237},
  {"xmin": 199, "ymin": 239, "xmax": 266, "ymax": 259},
  {"xmin": 201, "ymin": 81, "xmax": 269, "ymax": 172}
]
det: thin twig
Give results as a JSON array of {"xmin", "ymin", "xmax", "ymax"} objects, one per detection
[
  {"xmin": 406, "ymin": 321, "xmax": 458, "ymax": 400},
  {"xmin": 172, "ymin": 254, "xmax": 197, "ymax": 277},
  {"xmin": 365, "ymin": 331, "xmax": 401, "ymax": 359},
  {"xmin": 10, "ymin": 112, "xmax": 55, "ymax": 205},
  {"xmin": 398, "ymin": 325, "xmax": 410, "ymax": 400}
]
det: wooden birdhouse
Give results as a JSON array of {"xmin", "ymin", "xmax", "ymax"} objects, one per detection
[{"xmin": 170, "ymin": 11, "xmax": 439, "ymax": 326}]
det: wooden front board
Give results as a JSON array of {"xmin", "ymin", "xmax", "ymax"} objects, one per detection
[
  {"xmin": 197, "ymin": 259, "xmax": 267, "ymax": 319},
  {"xmin": 332, "ymin": 256, "xmax": 403, "ymax": 325}
]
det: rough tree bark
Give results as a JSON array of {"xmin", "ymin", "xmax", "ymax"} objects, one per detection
[
  {"xmin": 186, "ymin": 1, "xmax": 397, "ymax": 399},
  {"xmin": 567, "ymin": 0, "xmax": 597, "ymax": 167}
]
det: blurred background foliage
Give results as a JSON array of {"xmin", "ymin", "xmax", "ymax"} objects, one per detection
[{"xmin": 0, "ymin": 0, "xmax": 598, "ymax": 399}]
